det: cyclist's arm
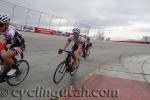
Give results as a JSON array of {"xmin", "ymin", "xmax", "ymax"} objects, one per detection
[
  {"xmin": 0, "ymin": 39, "xmax": 7, "ymax": 51},
  {"xmin": 77, "ymin": 43, "xmax": 83, "ymax": 53},
  {"xmin": 63, "ymin": 38, "xmax": 71, "ymax": 50}
]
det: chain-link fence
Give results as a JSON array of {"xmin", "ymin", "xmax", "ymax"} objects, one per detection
[{"xmin": 0, "ymin": 0, "xmax": 90, "ymax": 35}]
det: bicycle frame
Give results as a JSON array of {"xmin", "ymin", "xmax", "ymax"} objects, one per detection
[
  {"xmin": 53, "ymin": 50, "xmax": 79, "ymax": 84},
  {"xmin": 63, "ymin": 50, "xmax": 75, "ymax": 67}
]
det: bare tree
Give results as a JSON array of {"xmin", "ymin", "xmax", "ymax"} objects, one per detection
[
  {"xmin": 106, "ymin": 37, "xmax": 110, "ymax": 41},
  {"xmin": 97, "ymin": 31, "xmax": 105, "ymax": 40}
]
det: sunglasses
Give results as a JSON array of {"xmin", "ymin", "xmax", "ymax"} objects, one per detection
[
  {"xmin": 0, "ymin": 23, "xmax": 5, "ymax": 27},
  {"xmin": 73, "ymin": 32, "xmax": 79, "ymax": 34}
]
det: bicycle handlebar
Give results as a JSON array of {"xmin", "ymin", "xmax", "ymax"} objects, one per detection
[
  {"xmin": 58, "ymin": 49, "xmax": 72, "ymax": 54},
  {"xmin": 62, "ymin": 50, "xmax": 72, "ymax": 54}
]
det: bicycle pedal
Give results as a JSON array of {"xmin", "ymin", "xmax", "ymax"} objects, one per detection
[
  {"xmin": 66, "ymin": 68, "xmax": 70, "ymax": 72},
  {"xmin": 70, "ymin": 67, "xmax": 76, "ymax": 72},
  {"xmin": 67, "ymin": 66, "xmax": 73, "ymax": 72}
]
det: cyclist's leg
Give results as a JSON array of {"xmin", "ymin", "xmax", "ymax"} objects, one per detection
[
  {"xmin": 87, "ymin": 43, "xmax": 92, "ymax": 51},
  {"xmin": 2, "ymin": 47, "xmax": 22, "ymax": 73},
  {"xmin": 65, "ymin": 44, "xmax": 77, "ymax": 71},
  {"xmin": 12, "ymin": 47, "xmax": 22, "ymax": 61},
  {"xmin": 71, "ymin": 44, "xmax": 78, "ymax": 62},
  {"xmin": 2, "ymin": 50, "xmax": 15, "ymax": 73},
  {"xmin": 83, "ymin": 43, "xmax": 88, "ymax": 55}
]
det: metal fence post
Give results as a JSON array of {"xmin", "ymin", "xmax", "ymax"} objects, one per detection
[
  {"xmin": 0, "ymin": 0, "xmax": 92, "ymax": 32},
  {"xmin": 26, "ymin": 9, "xmax": 30, "ymax": 25},
  {"xmin": 49, "ymin": 15, "xmax": 54, "ymax": 29},
  {"xmin": 66, "ymin": 22, "xmax": 69, "ymax": 32},
  {"xmin": 38, "ymin": 12, "xmax": 42, "ymax": 27},
  {"xmin": 11, "ymin": 5, "xmax": 16, "ymax": 22},
  {"xmin": 57, "ymin": 18, "xmax": 62, "ymax": 32},
  {"xmin": 87, "ymin": 26, "xmax": 91, "ymax": 36}
]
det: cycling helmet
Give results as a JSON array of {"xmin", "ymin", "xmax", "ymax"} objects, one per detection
[
  {"xmin": 87, "ymin": 37, "xmax": 90, "ymax": 41},
  {"xmin": 72, "ymin": 28, "xmax": 80, "ymax": 33},
  {"xmin": 83, "ymin": 35, "xmax": 87, "ymax": 38},
  {"xmin": 0, "ymin": 14, "xmax": 10, "ymax": 23}
]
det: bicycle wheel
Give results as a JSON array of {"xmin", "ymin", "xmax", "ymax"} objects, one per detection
[
  {"xmin": 53, "ymin": 61, "xmax": 66, "ymax": 84},
  {"xmin": 7, "ymin": 60, "xmax": 29, "ymax": 86},
  {"xmin": 84, "ymin": 50, "xmax": 90, "ymax": 60},
  {"xmin": 86, "ymin": 50, "xmax": 90, "ymax": 56},
  {"xmin": 70, "ymin": 59, "xmax": 80, "ymax": 76},
  {"xmin": 79, "ymin": 51, "xmax": 83, "ymax": 57},
  {"xmin": 79, "ymin": 51, "xmax": 84, "ymax": 63}
]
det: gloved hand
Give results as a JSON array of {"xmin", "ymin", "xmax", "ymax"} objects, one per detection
[{"xmin": 58, "ymin": 49, "xmax": 64, "ymax": 54}]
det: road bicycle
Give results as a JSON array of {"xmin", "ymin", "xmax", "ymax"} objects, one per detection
[
  {"xmin": 0, "ymin": 52, "xmax": 29, "ymax": 86},
  {"xmin": 53, "ymin": 50, "xmax": 80, "ymax": 84}
]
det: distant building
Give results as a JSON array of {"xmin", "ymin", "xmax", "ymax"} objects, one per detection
[{"xmin": 142, "ymin": 36, "xmax": 150, "ymax": 43}]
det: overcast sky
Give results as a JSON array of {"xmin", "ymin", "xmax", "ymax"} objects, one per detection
[{"xmin": 2, "ymin": 0, "xmax": 150, "ymax": 40}]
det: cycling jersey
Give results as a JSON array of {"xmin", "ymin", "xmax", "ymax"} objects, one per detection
[
  {"xmin": 67, "ymin": 35, "xmax": 85, "ymax": 45},
  {"xmin": 85, "ymin": 39, "xmax": 92, "ymax": 45},
  {"xmin": 81, "ymin": 36, "xmax": 92, "ymax": 48},
  {"xmin": 67, "ymin": 35, "xmax": 84, "ymax": 53},
  {"xmin": 0, "ymin": 25, "xmax": 25, "ymax": 52}
]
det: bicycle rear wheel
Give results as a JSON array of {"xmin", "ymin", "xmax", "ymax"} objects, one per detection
[
  {"xmin": 79, "ymin": 51, "xmax": 85, "ymax": 63},
  {"xmin": 53, "ymin": 61, "xmax": 66, "ymax": 84},
  {"xmin": 7, "ymin": 60, "xmax": 29, "ymax": 86},
  {"xmin": 84, "ymin": 50, "xmax": 90, "ymax": 60},
  {"xmin": 86, "ymin": 50, "xmax": 90, "ymax": 56}
]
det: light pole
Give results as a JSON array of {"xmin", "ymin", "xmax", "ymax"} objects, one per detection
[
  {"xmin": 38, "ymin": 12, "xmax": 42, "ymax": 27},
  {"xmin": 11, "ymin": 5, "xmax": 16, "ymax": 22},
  {"xmin": 26, "ymin": 9, "xmax": 30, "ymax": 25}
]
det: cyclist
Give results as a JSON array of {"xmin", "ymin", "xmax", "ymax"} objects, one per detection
[
  {"xmin": 0, "ymin": 14, "xmax": 25, "ymax": 77},
  {"xmin": 82, "ymin": 36, "xmax": 92, "ymax": 57},
  {"xmin": 82, "ymin": 35, "xmax": 87, "ymax": 41},
  {"xmin": 81, "ymin": 35, "xmax": 86, "ymax": 56},
  {"xmin": 59, "ymin": 28, "xmax": 84, "ymax": 71},
  {"xmin": 85, "ymin": 36, "xmax": 92, "ymax": 50}
]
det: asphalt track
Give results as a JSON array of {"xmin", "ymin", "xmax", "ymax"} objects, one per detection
[{"xmin": 1, "ymin": 32, "xmax": 150, "ymax": 100}]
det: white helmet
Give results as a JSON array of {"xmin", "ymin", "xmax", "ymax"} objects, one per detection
[
  {"xmin": 0, "ymin": 14, "xmax": 10, "ymax": 23},
  {"xmin": 72, "ymin": 28, "xmax": 80, "ymax": 33}
]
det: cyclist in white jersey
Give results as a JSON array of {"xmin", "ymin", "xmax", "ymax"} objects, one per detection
[
  {"xmin": 59, "ymin": 28, "xmax": 84, "ymax": 64},
  {"xmin": 0, "ymin": 14, "xmax": 25, "ymax": 76},
  {"xmin": 85, "ymin": 36, "xmax": 92, "ymax": 49}
]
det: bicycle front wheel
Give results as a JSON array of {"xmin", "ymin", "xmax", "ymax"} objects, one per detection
[
  {"xmin": 53, "ymin": 61, "xmax": 66, "ymax": 84},
  {"xmin": 7, "ymin": 60, "xmax": 29, "ymax": 86}
]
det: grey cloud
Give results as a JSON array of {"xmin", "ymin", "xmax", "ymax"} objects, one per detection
[
  {"xmin": 135, "ymin": 28, "xmax": 150, "ymax": 33},
  {"xmin": 2, "ymin": 0, "xmax": 150, "ymax": 33}
]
